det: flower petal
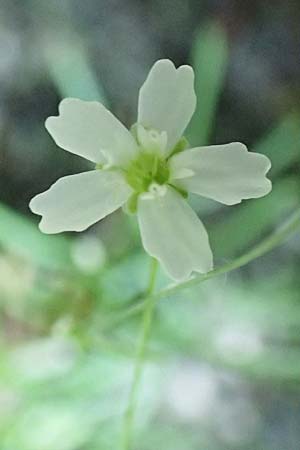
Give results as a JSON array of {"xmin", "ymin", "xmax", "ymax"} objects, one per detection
[
  {"xmin": 46, "ymin": 98, "xmax": 138, "ymax": 166},
  {"xmin": 138, "ymin": 60, "xmax": 196, "ymax": 153},
  {"xmin": 30, "ymin": 170, "xmax": 132, "ymax": 233},
  {"xmin": 137, "ymin": 186, "xmax": 213, "ymax": 281},
  {"xmin": 170, "ymin": 143, "xmax": 272, "ymax": 205}
]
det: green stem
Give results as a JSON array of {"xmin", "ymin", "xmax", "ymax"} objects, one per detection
[
  {"xmin": 121, "ymin": 258, "xmax": 159, "ymax": 450},
  {"xmin": 110, "ymin": 207, "xmax": 300, "ymax": 330}
]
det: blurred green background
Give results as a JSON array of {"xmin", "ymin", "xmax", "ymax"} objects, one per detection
[{"xmin": 0, "ymin": 1, "xmax": 300, "ymax": 449}]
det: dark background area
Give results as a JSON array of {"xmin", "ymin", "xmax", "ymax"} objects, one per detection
[{"xmin": 1, "ymin": 0, "xmax": 300, "ymax": 210}]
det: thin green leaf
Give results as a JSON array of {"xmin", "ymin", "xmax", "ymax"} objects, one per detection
[
  {"xmin": 186, "ymin": 21, "xmax": 228, "ymax": 146},
  {"xmin": 254, "ymin": 113, "xmax": 300, "ymax": 177},
  {"xmin": 44, "ymin": 31, "xmax": 107, "ymax": 104}
]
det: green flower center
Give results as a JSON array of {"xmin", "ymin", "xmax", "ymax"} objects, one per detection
[
  {"xmin": 125, "ymin": 152, "xmax": 170, "ymax": 193},
  {"xmin": 96, "ymin": 125, "xmax": 189, "ymax": 214}
]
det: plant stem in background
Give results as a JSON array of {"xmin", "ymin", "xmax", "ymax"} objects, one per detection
[
  {"xmin": 121, "ymin": 258, "xmax": 159, "ymax": 450},
  {"xmin": 110, "ymin": 207, "xmax": 300, "ymax": 329}
]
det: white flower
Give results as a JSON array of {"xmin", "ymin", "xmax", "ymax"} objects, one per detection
[{"xmin": 30, "ymin": 59, "xmax": 272, "ymax": 281}]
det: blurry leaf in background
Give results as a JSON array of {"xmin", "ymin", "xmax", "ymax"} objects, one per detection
[
  {"xmin": 2, "ymin": 338, "xmax": 160, "ymax": 450},
  {"xmin": 0, "ymin": 254, "xmax": 35, "ymax": 305},
  {"xmin": 150, "ymin": 272, "xmax": 300, "ymax": 382},
  {"xmin": 210, "ymin": 177, "xmax": 299, "ymax": 258},
  {"xmin": 11, "ymin": 337, "xmax": 78, "ymax": 381},
  {"xmin": 186, "ymin": 21, "xmax": 228, "ymax": 146},
  {"xmin": 43, "ymin": 30, "xmax": 107, "ymax": 104},
  {"xmin": 254, "ymin": 113, "xmax": 300, "ymax": 177},
  {"xmin": 101, "ymin": 252, "xmax": 150, "ymax": 307},
  {"xmin": 71, "ymin": 234, "xmax": 107, "ymax": 275},
  {"xmin": 0, "ymin": 203, "xmax": 73, "ymax": 270}
]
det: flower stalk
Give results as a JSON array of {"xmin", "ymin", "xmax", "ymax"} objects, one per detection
[{"xmin": 121, "ymin": 258, "xmax": 159, "ymax": 450}]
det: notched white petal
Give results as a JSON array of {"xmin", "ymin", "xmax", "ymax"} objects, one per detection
[
  {"xmin": 137, "ymin": 186, "xmax": 213, "ymax": 281},
  {"xmin": 138, "ymin": 59, "xmax": 196, "ymax": 153},
  {"xmin": 30, "ymin": 170, "xmax": 132, "ymax": 234},
  {"xmin": 170, "ymin": 142, "xmax": 272, "ymax": 205},
  {"xmin": 46, "ymin": 98, "xmax": 138, "ymax": 166}
]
